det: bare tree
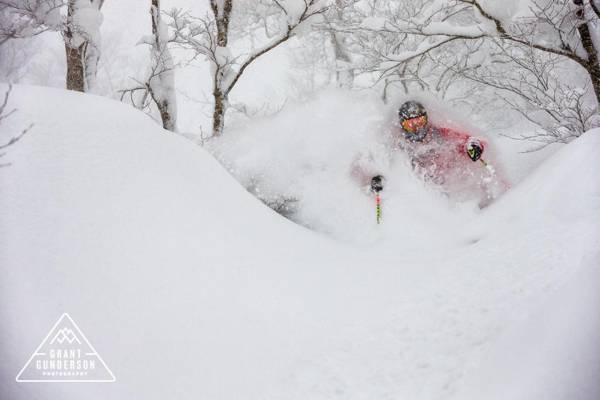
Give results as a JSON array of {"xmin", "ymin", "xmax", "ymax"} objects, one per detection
[
  {"xmin": 442, "ymin": 38, "xmax": 599, "ymax": 146},
  {"xmin": 455, "ymin": 0, "xmax": 600, "ymax": 105},
  {"xmin": 120, "ymin": 0, "xmax": 177, "ymax": 131},
  {"xmin": 0, "ymin": 0, "xmax": 63, "ymax": 46},
  {"xmin": 168, "ymin": 0, "xmax": 332, "ymax": 136},
  {"xmin": 341, "ymin": 0, "xmax": 600, "ymax": 144},
  {"xmin": 0, "ymin": 85, "xmax": 32, "ymax": 167},
  {"xmin": 323, "ymin": 0, "xmax": 356, "ymax": 88},
  {"xmin": 64, "ymin": 0, "xmax": 105, "ymax": 92},
  {"xmin": 148, "ymin": 0, "xmax": 176, "ymax": 131},
  {"xmin": 1, "ymin": 0, "xmax": 105, "ymax": 92}
]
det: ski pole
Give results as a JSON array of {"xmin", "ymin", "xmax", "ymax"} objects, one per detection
[
  {"xmin": 478, "ymin": 157, "xmax": 497, "ymax": 173},
  {"xmin": 370, "ymin": 175, "xmax": 384, "ymax": 224},
  {"xmin": 375, "ymin": 193, "xmax": 382, "ymax": 224}
]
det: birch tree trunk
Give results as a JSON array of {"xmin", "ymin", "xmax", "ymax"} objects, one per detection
[
  {"xmin": 210, "ymin": 0, "xmax": 232, "ymax": 136},
  {"xmin": 329, "ymin": 0, "xmax": 353, "ymax": 88},
  {"xmin": 149, "ymin": 0, "xmax": 177, "ymax": 131},
  {"xmin": 64, "ymin": 0, "xmax": 104, "ymax": 92},
  {"xmin": 65, "ymin": 0, "xmax": 85, "ymax": 92},
  {"xmin": 575, "ymin": 1, "xmax": 600, "ymax": 105}
]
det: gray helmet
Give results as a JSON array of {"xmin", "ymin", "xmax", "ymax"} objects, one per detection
[
  {"xmin": 398, "ymin": 101, "xmax": 427, "ymax": 123},
  {"xmin": 398, "ymin": 101, "xmax": 428, "ymax": 141}
]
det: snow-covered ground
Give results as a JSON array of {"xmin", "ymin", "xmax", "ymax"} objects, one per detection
[{"xmin": 1, "ymin": 84, "xmax": 599, "ymax": 399}]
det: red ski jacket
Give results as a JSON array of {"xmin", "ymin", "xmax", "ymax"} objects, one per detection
[
  {"xmin": 352, "ymin": 124, "xmax": 485, "ymax": 187},
  {"xmin": 400, "ymin": 124, "xmax": 486, "ymax": 177}
]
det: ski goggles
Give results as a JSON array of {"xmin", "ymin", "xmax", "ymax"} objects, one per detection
[{"xmin": 401, "ymin": 115, "xmax": 428, "ymax": 133}]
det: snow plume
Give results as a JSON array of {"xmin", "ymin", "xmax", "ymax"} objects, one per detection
[
  {"xmin": 207, "ymin": 89, "xmax": 382, "ymax": 240},
  {"xmin": 208, "ymin": 89, "xmax": 510, "ymax": 243}
]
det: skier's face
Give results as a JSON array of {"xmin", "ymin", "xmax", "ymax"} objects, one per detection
[{"xmin": 401, "ymin": 115, "xmax": 428, "ymax": 134}]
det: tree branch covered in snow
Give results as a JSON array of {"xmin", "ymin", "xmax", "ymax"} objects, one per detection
[
  {"xmin": 0, "ymin": 0, "xmax": 64, "ymax": 46},
  {"xmin": 168, "ymin": 0, "xmax": 333, "ymax": 136},
  {"xmin": 450, "ymin": 40, "xmax": 599, "ymax": 146},
  {"xmin": 63, "ymin": 0, "xmax": 105, "ymax": 92},
  {"xmin": 1, "ymin": 0, "xmax": 105, "ymax": 92},
  {"xmin": 120, "ymin": 0, "xmax": 177, "ymax": 132},
  {"xmin": 338, "ymin": 0, "xmax": 600, "ymax": 145}
]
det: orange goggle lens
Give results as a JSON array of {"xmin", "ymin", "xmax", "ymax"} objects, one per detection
[{"xmin": 402, "ymin": 115, "xmax": 428, "ymax": 133}]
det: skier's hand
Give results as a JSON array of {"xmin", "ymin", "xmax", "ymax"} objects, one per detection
[
  {"xmin": 466, "ymin": 139, "xmax": 483, "ymax": 162},
  {"xmin": 370, "ymin": 175, "xmax": 384, "ymax": 193}
]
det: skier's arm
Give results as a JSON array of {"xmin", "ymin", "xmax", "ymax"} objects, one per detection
[{"xmin": 439, "ymin": 128, "xmax": 486, "ymax": 161}]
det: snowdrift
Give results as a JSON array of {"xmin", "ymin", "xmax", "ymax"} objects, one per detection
[{"xmin": 0, "ymin": 84, "xmax": 599, "ymax": 400}]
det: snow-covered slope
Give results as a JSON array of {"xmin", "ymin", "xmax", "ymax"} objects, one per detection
[{"xmin": 0, "ymin": 84, "xmax": 598, "ymax": 400}]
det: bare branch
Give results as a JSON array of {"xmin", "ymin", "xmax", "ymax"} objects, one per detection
[{"xmin": 0, "ymin": 84, "xmax": 33, "ymax": 165}]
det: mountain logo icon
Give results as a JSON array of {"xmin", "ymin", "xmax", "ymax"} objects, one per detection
[
  {"xmin": 50, "ymin": 328, "xmax": 81, "ymax": 345},
  {"xmin": 15, "ymin": 313, "xmax": 115, "ymax": 382}
]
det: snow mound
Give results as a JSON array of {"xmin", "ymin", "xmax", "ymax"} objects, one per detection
[{"xmin": 1, "ymin": 84, "xmax": 599, "ymax": 400}]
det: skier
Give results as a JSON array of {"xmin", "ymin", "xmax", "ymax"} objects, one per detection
[{"xmin": 353, "ymin": 100, "xmax": 506, "ymax": 206}]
